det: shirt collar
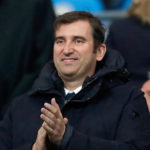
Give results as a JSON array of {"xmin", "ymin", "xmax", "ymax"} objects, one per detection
[{"xmin": 64, "ymin": 86, "xmax": 82, "ymax": 95}]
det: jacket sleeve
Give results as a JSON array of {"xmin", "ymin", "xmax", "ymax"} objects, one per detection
[
  {"xmin": 60, "ymin": 91, "xmax": 150, "ymax": 150},
  {"xmin": 0, "ymin": 109, "xmax": 12, "ymax": 150},
  {"xmin": 0, "ymin": 100, "xmax": 34, "ymax": 150}
]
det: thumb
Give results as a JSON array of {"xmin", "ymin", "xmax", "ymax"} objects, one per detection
[{"xmin": 63, "ymin": 117, "xmax": 68, "ymax": 125}]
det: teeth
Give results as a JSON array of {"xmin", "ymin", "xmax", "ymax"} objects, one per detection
[{"xmin": 64, "ymin": 59, "xmax": 73, "ymax": 62}]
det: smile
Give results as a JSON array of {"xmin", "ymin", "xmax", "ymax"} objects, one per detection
[{"xmin": 61, "ymin": 58, "xmax": 78, "ymax": 62}]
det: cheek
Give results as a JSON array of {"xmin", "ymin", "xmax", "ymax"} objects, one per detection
[
  {"xmin": 53, "ymin": 49, "xmax": 61, "ymax": 65},
  {"xmin": 54, "ymin": 46, "xmax": 61, "ymax": 58},
  {"xmin": 80, "ymin": 47, "xmax": 94, "ymax": 58},
  {"xmin": 78, "ymin": 47, "xmax": 91, "ymax": 55}
]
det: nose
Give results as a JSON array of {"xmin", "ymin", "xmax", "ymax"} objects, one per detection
[{"xmin": 63, "ymin": 42, "xmax": 74, "ymax": 55}]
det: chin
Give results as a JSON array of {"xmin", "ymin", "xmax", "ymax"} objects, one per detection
[
  {"xmin": 61, "ymin": 71, "xmax": 76, "ymax": 77},
  {"xmin": 63, "ymin": 72, "xmax": 75, "ymax": 76}
]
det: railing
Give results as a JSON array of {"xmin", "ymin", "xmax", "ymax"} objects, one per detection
[{"xmin": 94, "ymin": 10, "xmax": 127, "ymax": 21}]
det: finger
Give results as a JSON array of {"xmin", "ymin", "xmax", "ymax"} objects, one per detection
[
  {"xmin": 40, "ymin": 114, "xmax": 55, "ymax": 129},
  {"xmin": 51, "ymin": 98, "xmax": 60, "ymax": 111},
  {"xmin": 51, "ymin": 98, "xmax": 68, "ymax": 125},
  {"xmin": 44, "ymin": 103, "xmax": 61, "ymax": 120},
  {"xmin": 41, "ymin": 107, "xmax": 56, "ymax": 121},
  {"xmin": 42, "ymin": 122, "xmax": 56, "ymax": 136},
  {"xmin": 51, "ymin": 98, "xmax": 62, "ymax": 118},
  {"xmin": 44, "ymin": 102, "xmax": 57, "ymax": 114}
]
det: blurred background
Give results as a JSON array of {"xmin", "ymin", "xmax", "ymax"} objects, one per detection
[
  {"xmin": 53, "ymin": 1, "xmax": 131, "ymax": 23},
  {"xmin": 52, "ymin": 0, "xmax": 131, "ymax": 14},
  {"xmin": 51, "ymin": 0, "xmax": 132, "ymax": 36}
]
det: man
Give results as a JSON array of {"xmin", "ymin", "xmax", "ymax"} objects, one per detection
[{"xmin": 0, "ymin": 11, "xmax": 150, "ymax": 150}]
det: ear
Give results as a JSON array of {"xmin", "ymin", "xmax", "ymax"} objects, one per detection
[{"xmin": 96, "ymin": 43, "xmax": 106, "ymax": 62}]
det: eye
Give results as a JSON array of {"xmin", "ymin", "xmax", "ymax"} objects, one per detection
[
  {"xmin": 75, "ymin": 39, "xmax": 84, "ymax": 45},
  {"xmin": 55, "ymin": 39, "xmax": 64, "ymax": 45}
]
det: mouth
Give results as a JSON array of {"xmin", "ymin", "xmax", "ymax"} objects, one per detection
[{"xmin": 61, "ymin": 57, "xmax": 78, "ymax": 62}]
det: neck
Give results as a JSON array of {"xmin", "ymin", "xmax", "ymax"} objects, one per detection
[{"xmin": 63, "ymin": 79, "xmax": 84, "ymax": 91}]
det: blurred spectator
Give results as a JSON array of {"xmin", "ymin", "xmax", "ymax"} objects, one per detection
[
  {"xmin": 106, "ymin": 0, "xmax": 150, "ymax": 88},
  {"xmin": 102, "ymin": 0, "xmax": 131, "ymax": 10},
  {"xmin": 0, "ymin": 0, "xmax": 55, "ymax": 119},
  {"xmin": 141, "ymin": 71, "xmax": 150, "ymax": 112}
]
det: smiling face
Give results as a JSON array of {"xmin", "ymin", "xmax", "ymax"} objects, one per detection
[{"xmin": 54, "ymin": 20, "xmax": 105, "ymax": 83}]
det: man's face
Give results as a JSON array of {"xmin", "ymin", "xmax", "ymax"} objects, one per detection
[{"xmin": 54, "ymin": 20, "xmax": 102, "ymax": 81}]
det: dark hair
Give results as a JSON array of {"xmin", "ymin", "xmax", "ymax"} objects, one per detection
[{"xmin": 54, "ymin": 11, "xmax": 105, "ymax": 51}]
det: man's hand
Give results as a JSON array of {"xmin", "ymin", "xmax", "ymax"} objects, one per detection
[
  {"xmin": 40, "ymin": 98, "xmax": 68, "ymax": 145},
  {"xmin": 141, "ymin": 80, "xmax": 150, "ymax": 112},
  {"xmin": 32, "ymin": 126, "xmax": 47, "ymax": 150}
]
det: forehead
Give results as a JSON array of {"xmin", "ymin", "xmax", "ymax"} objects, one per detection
[{"xmin": 55, "ymin": 20, "xmax": 93, "ymax": 37}]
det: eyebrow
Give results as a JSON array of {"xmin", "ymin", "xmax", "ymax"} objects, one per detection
[
  {"xmin": 73, "ymin": 36, "xmax": 86, "ymax": 40},
  {"xmin": 55, "ymin": 35, "xmax": 87, "ymax": 41},
  {"xmin": 55, "ymin": 36, "xmax": 64, "ymax": 41}
]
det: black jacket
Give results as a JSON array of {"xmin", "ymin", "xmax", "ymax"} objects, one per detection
[
  {"xmin": 0, "ymin": 0, "xmax": 55, "ymax": 119},
  {"xmin": 106, "ymin": 17, "xmax": 150, "ymax": 87},
  {"xmin": 0, "ymin": 49, "xmax": 150, "ymax": 150}
]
